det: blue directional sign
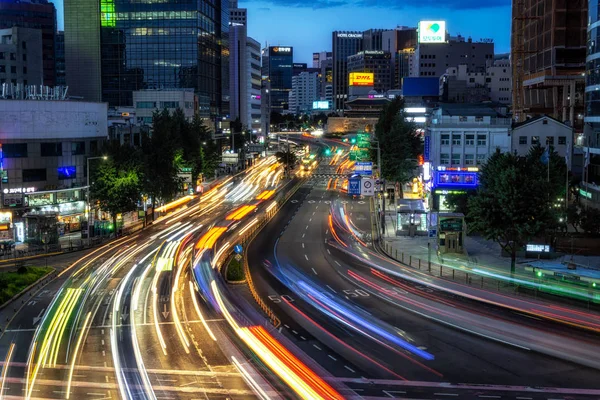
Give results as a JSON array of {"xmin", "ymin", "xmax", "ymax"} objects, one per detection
[
  {"xmin": 348, "ymin": 178, "xmax": 361, "ymax": 196},
  {"xmin": 354, "ymin": 161, "xmax": 373, "ymax": 176},
  {"xmin": 234, "ymin": 244, "xmax": 243, "ymax": 254}
]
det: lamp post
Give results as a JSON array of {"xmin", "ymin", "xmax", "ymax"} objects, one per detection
[
  {"xmin": 86, "ymin": 156, "xmax": 107, "ymax": 243},
  {"xmin": 370, "ymin": 138, "xmax": 385, "ymax": 237}
]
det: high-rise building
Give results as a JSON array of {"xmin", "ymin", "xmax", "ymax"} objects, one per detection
[
  {"xmin": 261, "ymin": 46, "xmax": 293, "ymax": 114},
  {"xmin": 229, "ymin": 0, "xmax": 247, "ymax": 25},
  {"xmin": 583, "ymin": 0, "xmax": 600, "ymax": 207},
  {"xmin": 414, "ymin": 35, "xmax": 494, "ymax": 78},
  {"xmin": 0, "ymin": 0, "xmax": 57, "ymax": 87},
  {"xmin": 512, "ymin": 0, "xmax": 586, "ymax": 128},
  {"xmin": 347, "ymin": 51, "xmax": 392, "ymax": 93},
  {"xmin": 362, "ymin": 29, "xmax": 385, "ymax": 51},
  {"xmin": 382, "ymin": 26, "xmax": 417, "ymax": 89},
  {"xmin": 332, "ymin": 31, "xmax": 363, "ymax": 112},
  {"xmin": 0, "ymin": 27, "xmax": 43, "ymax": 86},
  {"xmin": 65, "ymin": 0, "xmax": 229, "ymax": 119},
  {"xmin": 55, "ymin": 31, "xmax": 65, "ymax": 86},
  {"xmin": 289, "ymin": 71, "xmax": 319, "ymax": 115},
  {"xmin": 312, "ymin": 51, "xmax": 332, "ymax": 68}
]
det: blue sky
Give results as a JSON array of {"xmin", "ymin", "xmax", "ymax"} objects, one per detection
[{"xmin": 51, "ymin": 0, "xmax": 511, "ymax": 65}]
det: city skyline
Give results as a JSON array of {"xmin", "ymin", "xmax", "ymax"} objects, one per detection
[{"xmin": 50, "ymin": 0, "xmax": 511, "ymax": 64}]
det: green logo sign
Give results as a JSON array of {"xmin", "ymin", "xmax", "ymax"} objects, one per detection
[{"xmin": 428, "ymin": 23, "xmax": 440, "ymax": 33}]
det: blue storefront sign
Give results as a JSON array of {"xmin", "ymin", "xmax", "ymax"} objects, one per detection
[
  {"xmin": 424, "ymin": 136, "xmax": 430, "ymax": 162},
  {"xmin": 348, "ymin": 179, "xmax": 361, "ymax": 196}
]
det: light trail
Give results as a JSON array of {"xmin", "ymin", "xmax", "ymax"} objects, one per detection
[
  {"xmin": 171, "ymin": 239, "xmax": 191, "ymax": 353},
  {"xmin": 0, "ymin": 342, "xmax": 15, "ymax": 399},
  {"xmin": 238, "ymin": 218, "xmax": 258, "ymax": 236},
  {"xmin": 188, "ymin": 281, "xmax": 217, "ymax": 341},
  {"xmin": 65, "ymin": 312, "xmax": 91, "ymax": 399},
  {"xmin": 156, "ymin": 195, "xmax": 195, "ymax": 212},
  {"xmin": 231, "ymin": 356, "xmax": 270, "ymax": 400}
]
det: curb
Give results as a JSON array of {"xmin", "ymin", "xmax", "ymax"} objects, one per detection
[{"xmin": 0, "ymin": 268, "xmax": 56, "ymax": 311}]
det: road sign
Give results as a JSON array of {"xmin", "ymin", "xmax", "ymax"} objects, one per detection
[
  {"xmin": 348, "ymin": 178, "xmax": 361, "ymax": 196},
  {"xmin": 234, "ymin": 244, "xmax": 243, "ymax": 254},
  {"xmin": 354, "ymin": 162, "xmax": 373, "ymax": 176},
  {"xmin": 361, "ymin": 179, "xmax": 375, "ymax": 196},
  {"xmin": 428, "ymin": 229, "xmax": 437, "ymax": 238}
]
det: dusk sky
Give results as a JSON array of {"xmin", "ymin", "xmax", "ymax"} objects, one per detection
[{"xmin": 51, "ymin": 0, "xmax": 511, "ymax": 65}]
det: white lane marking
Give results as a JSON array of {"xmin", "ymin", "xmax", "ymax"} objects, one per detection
[
  {"xmin": 105, "ymin": 376, "xmax": 109, "ymax": 383},
  {"xmin": 328, "ymin": 355, "xmax": 337, "ymax": 361},
  {"xmin": 325, "ymin": 229, "xmax": 329, "ymax": 235},
  {"xmin": 309, "ymin": 218, "xmax": 312, "ymax": 222},
  {"xmin": 326, "ymin": 248, "xmax": 331, "ymax": 255},
  {"xmin": 516, "ymin": 398, "xmax": 533, "ymax": 400},
  {"xmin": 383, "ymin": 390, "xmax": 407, "ymax": 398},
  {"xmin": 284, "ymin": 324, "xmax": 290, "ymax": 329},
  {"xmin": 302, "ymin": 243, "xmax": 305, "ymax": 248},
  {"xmin": 434, "ymin": 394, "xmax": 459, "ymax": 397},
  {"xmin": 313, "ymin": 344, "xmax": 322, "ymax": 350},
  {"xmin": 292, "ymin": 330, "xmax": 298, "ymax": 334},
  {"xmin": 334, "ymin": 261, "xmax": 341, "ymax": 267},
  {"xmin": 101, "ymin": 340, "xmax": 105, "ymax": 346},
  {"xmin": 326, "ymin": 285, "xmax": 336, "ymax": 293},
  {"xmin": 302, "ymin": 233, "xmax": 305, "ymax": 238},
  {"xmin": 305, "ymin": 225, "xmax": 309, "ymax": 230},
  {"xmin": 344, "ymin": 366, "xmax": 355, "ymax": 373},
  {"xmin": 312, "ymin": 212, "xmax": 315, "ymax": 216},
  {"xmin": 300, "ymin": 336, "xmax": 307, "ymax": 340},
  {"xmin": 478, "ymin": 396, "xmax": 501, "ymax": 399},
  {"xmin": 305, "ymin": 254, "xmax": 309, "ymax": 261},
  {"xmin": 312, "ymin": 268, "xmax": 318, "ymax": 275}
]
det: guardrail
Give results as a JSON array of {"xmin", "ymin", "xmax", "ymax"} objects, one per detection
[{"xmin": 227, "ymin": 177, "xmax": 306, "ymax": 328}]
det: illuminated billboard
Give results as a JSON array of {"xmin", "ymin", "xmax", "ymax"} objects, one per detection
[
  {"xmin": 418, "ymin": 21, "xmax": 447, "ymax": 43},
  {"xmin": 349, "ymin": 72, "xmax": 374, "ymax": 86},
  {"xmin": 312, "ymin": 101, "xmax": 330, "ymax": 110}
]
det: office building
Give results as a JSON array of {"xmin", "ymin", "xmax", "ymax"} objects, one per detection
[
  {"xmin": 0, "ymin": 27, "xmax": 43, "ymax": 86},
  {"xmin": 440, "ymin": 60, "xmax": 512, "ymax": 104},
  {"xmin": 512, "ymin": 0, "xmax": 586, "ymax": 128},
  {"xmin": 229, "ymin": 24, "xmax": 261, "ymax": 132},
  {"xmin": 65, "ymin": 0, "xmax": 229, "ymax": 119},
  {"xmin": 425, "ymin": 103, "xmax": 511, "ymax": 210},
  {"xmin": 289, "ymin": 71, "xmax": 319, "ymax": 115},
  {"xmin": 133, "ymin": 89, "xmax": 196, "ymax": 125},
  {"xmin": 0, "ymin": 96, "xmax": 107, "ymax": 234},
  {"xmin": 55, "ymin": 31, "xmax": 65, "ymax": 86},
  {"xmin": 583, "ymin": 0, "xmax": 600, "ymax": 208},
  {"xmin": 229, "ymin": 0, "xmax": 247, "ymax": 25},
  {"xmin": 313, "ymin": 51, "xmax": 332, "ymax": 68},
  {"xmin": 362, "ymin": 29, "xmax": 385, "ymax": 51},
  {"xmin": 332, "ymin": 31, "xmax": 363, "ymax": 112},
  {"xmin": 347, "ymin": 51, "xmax": 392, "ymax": 93},
  {"xmin": 487, "ymin": 59, "xmax": 512, "ymax": 104},
  {"xmin": 261, "ymin": 45, "xmax": 293, "ymax": 113},
  {"xmin": 414, "ymin": 36, "xmax": 494, "ymax": 78},
  {"xmin": 0, "ymin": 0, "xmax": 57, "ymax": 87},
  {"xmin": 382, "ymin": 27, "xmax": 418, "ymax": 89}
]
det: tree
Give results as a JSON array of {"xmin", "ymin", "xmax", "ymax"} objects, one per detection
[
  {"xmin": 566, "ymin": 203, "xmax": 582, "ymax": 233},
  {"xmin": 91, "ymin": 157, "xmax": 141, "ymax": 235},
  {"xmin": 275, "ymin": 150, "xmax": 297, "ymax": 174},
  {"xmin": 444, "ymin": 192, "xmax": 471, "ymax": 215},
  {"xmin": 467, "ymin": 149, "xmax": 563, "ymax": 277},
  {"xmin": 581, "ymin": 207, "xmax": 600, "ymax": 235},
  {"xmin": 371, "ymin": 98, "xmax": 421, "ymax": 193}
]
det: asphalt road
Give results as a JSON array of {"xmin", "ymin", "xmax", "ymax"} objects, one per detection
[{"xmin": 247, "ymin": 159, "xmax": 600, "ymax": 399}]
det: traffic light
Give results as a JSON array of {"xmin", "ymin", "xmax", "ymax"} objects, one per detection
[
  {"xmin": 350, "ymin": 138, "xmax": 356, "ymax": 144},
  {"xmin": 325, "ymin": 148, "xmax": 331, "ymax": 156},
  {"xmin": 337, "ymin": 149, "xmax": 343, "ymax": 155}
]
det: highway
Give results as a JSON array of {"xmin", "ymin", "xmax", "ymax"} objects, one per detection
[{"xmin": 247, "ymin": 155, "xmax": 600, "ymax": 399}]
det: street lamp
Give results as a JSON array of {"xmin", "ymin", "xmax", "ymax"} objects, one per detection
[
  {"xmin": 370, "ymin": 138, "xmax": 385, "ymax": 237},
  {"xmin": 86, "ymin": 156, "xmax": 107, "ymax": 243}
]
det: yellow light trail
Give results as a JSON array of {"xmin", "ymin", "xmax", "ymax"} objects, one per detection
[
  {"xmin": 188, "ymin": 281, "xmax": 216, "ymax": 341},
  {"xmin": 171, "ymin": 239, "xmax": 191, "ymax": 353},
  {"xmin": 156, "ymin": 195, "xmax": 195, "ymax": 212},
  {"xmin": 0, "ymin": 342, "xmax": 15, "ymax": 399},
  {"xmin": 65, "ymin": 312, "xmax": 92, "ymax": 399}
]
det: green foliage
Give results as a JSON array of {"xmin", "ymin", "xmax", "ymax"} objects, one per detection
[
  {"xmin": 444, "ymin": 193, "xmax": 471, "ymax": 215},
  {"xmin": 275, "ymin": 150, "xmax": 297, "ymax": 170},
  {"xmin": 566, "ymin": 203, "xmax": 582, "ymax": 233},
  {"xmin": 0, "ymin": 266, "xmax": 53, "ymax": 305},
  {"xmin": 580, "ymin": 207, "xmax": 600, "ymax": 235},
  {"xmin": 226, "ymin": 257, "xmax": 245, "ymax": 282},
  {"xmin": 467, "ymin": 149, "xmax": 566, "ymax": 274},
  {"xmin": 371, "ymin": 98, "xmax": 421, "ymax": 189}
]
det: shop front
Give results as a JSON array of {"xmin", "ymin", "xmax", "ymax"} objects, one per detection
[{"xmin": 24, "ymin": 188, "xmax": 86, "ymax": 235}]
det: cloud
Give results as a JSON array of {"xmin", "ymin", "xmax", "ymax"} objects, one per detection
[
  {"xmin": 258, "ymin": 0, "xmax": 508, "ymax": 9},
  {"xmin": 257, "ymin": 7, "xmax": 272, "ymax": 11}
]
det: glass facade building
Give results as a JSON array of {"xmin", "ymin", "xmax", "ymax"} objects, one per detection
[
  {"xmin": 332, "ymin": 31, "xmax": 363, "ymax": 113},
  {"xmin": 66, "ymin": 0, "xmax": 228, "ymax": 118},
  {"xmin": 584, "ymin": 0, "xmax": 600, "ymax": 204},
  {"xmin": 267, "ymin": 46, "xmax": 293, "ymax": 112}
]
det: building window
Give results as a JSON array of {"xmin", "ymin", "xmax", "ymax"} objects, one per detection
[
  {"xmin": 160, "ymin": 101, "xmax": 179, "ymax": 108},
  {"xmin": 476, "ymin": 154, "xmax": 486, "ymax": 165},
  {"xmin": 22, "ymin": 54, "xmax": 26, "ymax": 61},
  {"xmin": 2, "ymin": 143, "xmax": 27, "ymax": 158},
  {"xmin": 475, "ymin": 116, "xmax": 483, "ymax": 122},
  {"xmin": 58, "ymin": 166, "xmax": 76, "ymax": 180},
  {"xmin": 440, "ymin": 153, "xmax": 450, "ymax": 165},
  {"xmin": 452, "ymin": 134, "xmax": 461, "ymax": 145},
  {"xmin": 465, "ymin": 134, "xmax": 475, "ymax": 146},
  {"xmin": 41, "ymin": 142, "xmax": 62, "ymax": 157},
  {"xmin": 9, "ymin": 53, "xmax": 15, "ymax": 61},
  {"xmin": 71, "ymin": 141, "xmax": 85, "ymax": 155},
  {"xmin": 136, "ymin": 101, "xmax": 156, "ymax": 108},
  {"xmin": 558, "ymin": 136, "xmax": 567, "ymax": 145},
  {"xmin": 23, "ymin": 66, "xmax": 27, "ymax": 74},
  {"xmin": 0, "ymin": 66, "xmax": 4, "ymax": 73},
  {"xmin": 10, "ymin": 66, "xmax": 16, "ymax": 74},
  {"xmin": 465, "ymin": 154, "xmax": 475, "ymax": 165},
  {"xmin": 451, "ymin": 153, "xmax": 461, "ymax": 165},
  {"xmin": 546, "ymin": 136, "xmax": 554, "ymax": 145},
  {"xmin": 441, "ymin": 134, "xmax": 450, "ymax": 145},
  {"xmin": 459, "ymin": 116, "xmax": 468, "ymax": 122},
  {"xmin": 23, "ymin": 168, "xmax": 47, "ymax": 183},
  {"xmin": 531, "ymin": 136, "xmax": 539, "ymax": 145},
  {"xmin": 519, "ymin": 136, "xmax": 527, "ymax": 145},
  {"xmin": 477, "ymin": 135, "xmax": 487, "ymax": 146},
  {"xmin": 22, "ymin": 41, "xmax": 26, "ymax": 50},
  {"xmin": 90, "ymin": 140, "xmax": 98, "ymax": 154}
]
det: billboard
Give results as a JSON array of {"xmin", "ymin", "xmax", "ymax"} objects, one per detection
[
  {"xmin": 418, "ymin": 21, "xmax": 446, "ymax": 43},
  {"xmin": 312, "ymin": 101, "xmax": 330, "ymax": 110},
  {"xmin": 270, "ymin": 46, "xmax": 292, "ymax": 55},
  {"xmin": 349, "ymin": 72, "xmax": 374, "ymax": 86}
]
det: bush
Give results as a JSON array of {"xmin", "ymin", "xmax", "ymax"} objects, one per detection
[
  {"xmin": 226, "ymin": 257, "xmax": 245, "ymax": 282},
  {"xmin": 0, "ymin": 266, "xmax": 53, "ymax": 305}
]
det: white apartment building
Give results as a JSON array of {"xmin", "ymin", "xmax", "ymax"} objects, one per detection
[
  {"xmin": 289, "ymin": 71, "xmax": 319, "ymax": 115},
  {"xmin": 133, "ymin": 89, "xmax": 196, "ymax": 125},
  {"xmin": 426, "ymin": 103, "xmax": 511, "ymax": 169},
  {"xmin": 440, "ymin": 59, "xmax": 512, "ymax": 104},
  {"xmin": 487, "ymin": 59, "xmax": 512, "ymax": 104}
]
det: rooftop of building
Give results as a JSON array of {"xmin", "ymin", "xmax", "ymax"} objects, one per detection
[
  {"xmin": 436, "ymin": 102, "xmax": 509, "ymax": 117},
  {"xmin": 512, "ymin": 114, "xmax": 572, "ymax": 130}
]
